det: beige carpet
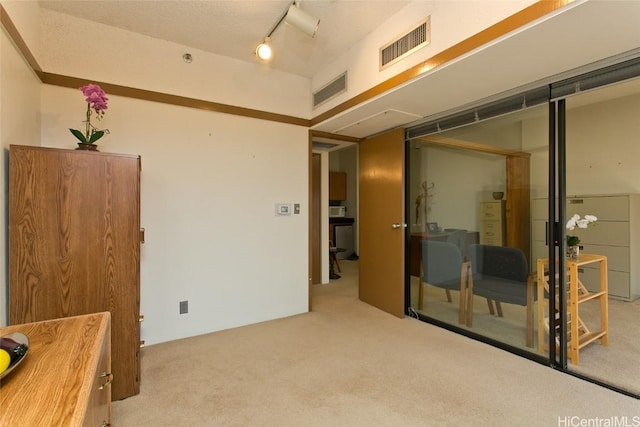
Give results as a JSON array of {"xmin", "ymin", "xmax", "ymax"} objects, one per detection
[
  {"xmin": 411, "ymin": 270, "xmax": 640, "ymax": 396},
  {"xmin": 112, "ymin": 260, "xmax": 638, "ymax": 426}
]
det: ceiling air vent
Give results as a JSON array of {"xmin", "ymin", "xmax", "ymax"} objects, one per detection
[
  {"xmin": 312, "ymin": 141, "xmax": 340, "ymax": 150},
  {"xmin": 313, "ymin": 72, "xmax": 347, "ymax": 108},
  {"xmin": 380, "ymin": 17, "xmax": 430, "ymax": 70}
]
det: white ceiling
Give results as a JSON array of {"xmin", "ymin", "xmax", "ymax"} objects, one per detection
[
  {"xmin": 38, "ymin": 0, "xmax": 410, "ymax": 79},
  {"xmin": 38, "ymin": 1, "xmax": 640, "ymax": 143}
]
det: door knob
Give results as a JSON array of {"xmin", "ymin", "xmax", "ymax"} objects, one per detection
[{"xmin": 391, "ymin": 223, "xmax": 407, "ymax": 229}]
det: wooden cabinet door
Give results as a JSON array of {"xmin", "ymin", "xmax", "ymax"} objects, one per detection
[
  {"xmin": 85, "ymin": 316, "xmax": 112, "ymax": 426},
  {"xmin": 9, "ymin": 145, "xmax": 141, "ymax": 400},
  {"xmin": 329, "ymin": 171, "xmax": 347, "ymax": 200}
]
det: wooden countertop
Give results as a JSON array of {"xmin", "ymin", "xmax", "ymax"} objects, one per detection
[{"xmin": 0, "ymin": 312, "xmax": 111, "ymax": 426}]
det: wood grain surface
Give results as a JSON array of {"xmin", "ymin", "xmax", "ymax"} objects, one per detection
[
  {"xmin": 0, "ymin": 312, "xmax": 111, "ymax": 426},
  {"xmin": 9, "ymin": 145, "xmax": 141, "ymax": 400}
]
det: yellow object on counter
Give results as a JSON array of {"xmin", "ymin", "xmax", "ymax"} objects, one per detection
[{"xmin": 0, "ymin": 348, "xmax": 10, "ymax": 374}]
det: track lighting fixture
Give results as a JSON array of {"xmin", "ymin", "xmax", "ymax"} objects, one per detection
[
  {"xmin": 285, "ymin": 2, "xmax": 319, "ymax": 37},
  {"xmin": 254, "ymin": 0, "xmax": 320, "ymax": 63},
  {"xmin": 255, "ymin": 38, "xmax": 272, "ymax": 62}
]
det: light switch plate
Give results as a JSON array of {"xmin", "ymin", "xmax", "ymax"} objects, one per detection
[{"xmin": 275, "ymin": 203, "xmax": 292, "ymax": 215}]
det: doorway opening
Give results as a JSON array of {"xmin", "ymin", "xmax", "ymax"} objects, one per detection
[{"xmin": 311, "ymin": 140, "xmax": 359, "ymax": 290}]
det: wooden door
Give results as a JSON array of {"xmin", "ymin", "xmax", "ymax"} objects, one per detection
[
  {"xmin": 9, "ymin": 145, "xmax": 141, "ymax": 400},
  {"xmin": 359, "ymin": 128, "xmax": 405, "ymax": 317},
  {"xmin": 311, "ymin": 153, "xmax": 321, "ymax": 285}
]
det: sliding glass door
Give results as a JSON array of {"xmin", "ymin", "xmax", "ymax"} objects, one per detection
[
  {"xmin": 406, "ymin": 59, "xmax": 640, "ymax": 397},
  {"xmin": 556, "ymin": 76, "xmax": 640, "ymax": 396},
  {"xmin": 406, "ymin": 95, "xmax": 549, "ymax": 356}
]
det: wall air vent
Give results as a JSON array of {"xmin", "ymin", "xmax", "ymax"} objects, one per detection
[
  {"xmin": 380, "ymin": 17, "xmax": 430, "ymax": 70},
  {"xmin": 313, "ymin": 72, "xmax": 347, "ymax": 108}
]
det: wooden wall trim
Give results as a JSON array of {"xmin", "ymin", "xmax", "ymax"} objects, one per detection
[
  {"xmin": 40, "ymin": 72, "xmax": 310, "ymax": 127},
  {"xmin": 310, "ymin": 130, "xmax": 362, "ymax": 143},
  {"xmin": 2, "ymin": 1, "xmax": 571, "ymax": 129},
  {"xmin": 417, "ymin": 135, "xmax": 531, "ymax": 158},
  {"xmin": 310, "ymin": 0, "xmax": 573, "ymax": 126}
]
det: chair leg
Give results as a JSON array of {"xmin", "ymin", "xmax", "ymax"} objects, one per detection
[
  {"xmin": 495, "ymin": 301, "xmax": 504, "ymax": 317},
  {"xmin": 466, "ymin": 264, "xmax": 474, "ymax": 327},
  {"xmin": 445, "ymin": 289, "xmax": 453, "ymax": 303},
  {"xmin": 486, "ymin": 298, "xmax": 495, "ymax": 315},
  {"xmin": 334, "ymin": 255, "xmax": 341, "ymax": 273},
  {"xmin": 458, "ymin": 262, "xmax": 469, "ymax": 325},
  {"xmin": 458, "ymin": 287, "xmax": 466, "ymax": 325}
]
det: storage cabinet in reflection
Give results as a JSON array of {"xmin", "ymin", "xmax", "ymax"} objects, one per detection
[
  {"xmin": 532, "ymin": 194, "xmax": 640, "ymax": 301},
  {"xmin": 479, "ymin": 200, "xmax": 505, "ymax": 246},
  {"xmin": 8, "ymin": 145, "xmax": 142, "ymax": 400}
]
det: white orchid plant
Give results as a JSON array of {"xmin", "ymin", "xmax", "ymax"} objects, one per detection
[{"xmin": 566, "ymin": 214, "xmax": 598, "ymax": 246}]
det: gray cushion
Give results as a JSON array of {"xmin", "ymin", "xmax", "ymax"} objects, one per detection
[
  {"xmin": 468, "ymin": 244, "xmax": 530, "ymax": 306},
  {"xmin": 421, "ymin": 240, "xmax": 463, "ymax": 291}
]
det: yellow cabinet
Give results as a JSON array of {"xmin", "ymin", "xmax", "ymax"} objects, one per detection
[{"xmin": 479, "ymin": 200, "xmax": 506, "ymax": 246}]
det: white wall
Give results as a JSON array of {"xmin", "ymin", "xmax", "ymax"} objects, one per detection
[
  {"xmin": 525, "ymin": 92, "xmax": 640, "ymax": 198},
  {"xmin": 1, "ymin": 0, "xmax": 42, "ymax": 61},
  {"xmin": 40, "ymin": 85, "xmax": 309, "ymax": 345},
  {"xmin": 0, "ymin": 28, "xmax": 41, "ymax": 327},
  {"xmin": 565, "ymin": 93, "xmax": 640, "ymax": 195},
  {"xmin": 1, "ymin": 2, "xmax": 312, "ymax": 344},
  {"xmin": 417, "ymin": 145, "xmax": 504, "ymax": 233}
]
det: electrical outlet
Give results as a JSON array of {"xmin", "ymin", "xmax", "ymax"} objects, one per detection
[{"xmin": 179, "ymin": 300, "xmax": 188, "ymax": 314}]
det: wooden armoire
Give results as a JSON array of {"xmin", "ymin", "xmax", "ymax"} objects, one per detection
[{"xmin": 9, "ymin": 144, "xmax": 142, "ymax": 401}]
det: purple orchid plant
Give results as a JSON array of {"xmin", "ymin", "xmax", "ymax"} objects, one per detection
[{"xmin": 69, "ymin": 84, "xmax": 109, "ymax": 144}]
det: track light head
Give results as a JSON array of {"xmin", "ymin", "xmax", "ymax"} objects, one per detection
[
  {"xmin": 254, "ymin": 1, "xmax": 320, "ymax": 64},
  {"xmin": 255, "ymin": 38, "xmax": 273, "ymax": 62},
  {"xmin": 285, "ymin": 3, "xmax": 319, "ymax": 37}
]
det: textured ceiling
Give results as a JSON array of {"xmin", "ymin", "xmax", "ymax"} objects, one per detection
[
  {"xmin": 38, "ymin": 0, "xmax": 411, "ymax": 79},
  {"xmin": 35, "ymin": 1, "xmax": 640, "ymax": 142}
]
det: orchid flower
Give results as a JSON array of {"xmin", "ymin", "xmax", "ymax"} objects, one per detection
[
  {"xmin": 69, "ymin": 84, "xmax": 109, "ymax": 144},
  {"xmin": 566, "ymin": 214, "xmax": 598, "ymax": 246}
]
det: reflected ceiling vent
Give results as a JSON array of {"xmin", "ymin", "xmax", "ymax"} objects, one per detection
[
  {"xmin": 312, "ymin": 141, "xmax": 340, "ymax": 150},
  {"xmin": 380, "ymin": 17, "xmax": 430, "ymax": 70},
  {"xmin": 313, "ymin": 72, "xmax": 347, "ymax": 108}
]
